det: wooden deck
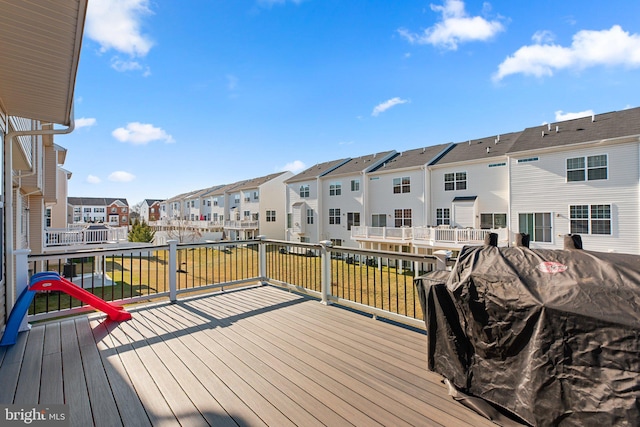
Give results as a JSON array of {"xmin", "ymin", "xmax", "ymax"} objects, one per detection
[{"xmin": 0, "ymin": 285, "xmax": 498, "ymax": 427}]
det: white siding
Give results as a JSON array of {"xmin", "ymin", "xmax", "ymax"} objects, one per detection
[
  {"xmin": 286, "ymin": 180, "xmax": 319, "ymax": 243},
  {"xmin": 510, "ymin": 143, "xmax": 639, "ymax": 254},
  {"xmin": 430, "ymin": 159, "xmax": 509, "ymax": 228},
  {"xmin": 367, "ymin": 168, "xmax": 426, "ymax": 227},
  {"xmin": 259, "ymin": 172, "xmax": 292, "ymax": 240},
  {"xmin": 320, "ymin": 174, "xmax": 365, "ymax": 248}
]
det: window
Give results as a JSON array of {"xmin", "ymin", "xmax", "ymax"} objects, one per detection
[
  {"xmin": 570, "ymin": 204, "xmax": 611, "ymax": 235},
  {"xmin": 234, "ymin": 196, "xmax": 240, "ymax": 204},
  {"xmin": 84, "ymin": 207, "xmax": 91, "ymax": 213},
  {"xmin": 213, "ymin": 199, "xmax": 219, "ymax": 206},
  {"xmin": 329, "ymin": 182, "xmax": 342, "ymax": 196},
  {"xmin": 111, "ymin": 207, "xmax": 117, "ymax": 213},
  {"xmin": 306, "ymin": 208, "xmax": 314, "ymax": 225},
  {"xmin": 300, "ymin": 237, "xmax": 311, "ymax": 243},
  {"xmin": 45, "ymin": 208, "xmax": 52, "ymax": 227},
  {"xmin": 394, "ymin": 209, "xmax": 412, "ymax": 227},
  {"xmin": 213, "ymin": 213, "xmax": 219, "ymax": 222},
  {"xmin": 330, "ymin": 238, "xmax": 342, "ymax": 247},
  {"xmin": 393, "ymin": 177, "xmax": 410, "ymax": 194},
  {"xmin": 371, "ymin": 214, "xmax": 386, "ymax": 227},
  {"xmin": 300, "ymin": 185, "xmax": 310, "ymax": 198},
  {"xmin": 567, "ymin": 155, "xmax": 607, "ymax": 182},
  {"xmin": 287, "ymin": 213, "xmax": 292, "ymax": 228},
  {"xmin": 519, "ymin": 213, "xmax": 552, "ymax": 242},
  {"xmin": 329, "ymin": 208, "xmax": 341, "ymax": 224},
  {"xmin": 252, "ymin": 213, "xmax": 259, "ymax": 221},
  {"xmin": 122, "ymin": 216, "xmax": 128, "ymax": 223},
  {"xmin": 243, "ymin": 210, "xmax": 250, "ymax": 218},
  {"xmin": 436, "ymin": 208, "xmax": 450, "ymax": 226},
  {"xmin": 254, "ymin": 191, "xmax": 259, "ymax": 200},
  {"xmin": 444, "ymin": 172, "xmax": 467, "ymax": 191},
  {"xmin": 488, "ymin": 162, "xmax": 506, "ymax": 168},
  {"xmin": 266, "ymin": 210, "xmax": 276, "ymax": 222},
  {"xmin": 244, "ymin": 195, "xmax": 250, "ymax": 202},
  {"xmin": 347, "ymin": 212, "xmax": 360, "ymax": 230},
  {"xmin": 518, "ymin": 157, "xmax": 539, "ymax": 163},
  {"xmin": 351, "ymin": 180, "xmax": 360, "ymax": 191},
  {"xmin": 94, "ymin": 207, "xmax": 105, "ymax": 213},
  {"xmin": 480, "ymin": 213, "xmax": 507, "ymax": 229}
]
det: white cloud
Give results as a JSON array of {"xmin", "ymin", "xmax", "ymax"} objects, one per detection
[
  {"xmin": 372, "ymin": 97, "xmax": 409, "ymax": 117},
  {"xmin": 112, "ymin": 122, "xmax": 175, "ymax": 145},
  {"xmin": 108, "ymin": 171, "xmax": 136, "ymax": 182},
  {"xmin": 398, "ymin": 0, "xmax": 504, "ymax": 50},
  {"xmin": 86, "ymin": 175, "xmax": 101, "ymax": 184},
  {"xmin": 86, "ymin": 0, "xmax": 154, "ymax": 74},
  {"xmin": 494, "ymin": 25, "xmax": 640, "ymax": 81},
  {"xmin": 75, "ymin": 117, "xmax": 97, "ymax": 129},
  {"xmin": 532, "ymin": 30, "xmax": 555, "ymax": 44},
  {"xmin": 278, "ymin": 160, "xmax": 306, "ymax": 173},
  {"xmin": 555, "ymin": 109, "xmax": 594, "ymax": 121},
  {"xmin": 110, "ymin": 57, "xmax": 143, "ymax": 72}
]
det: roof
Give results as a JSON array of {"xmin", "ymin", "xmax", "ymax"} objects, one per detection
[
  {"xmin": 285, "ymin": 158, "xmax": 350, "ymax": 183},
  {"xmin": 143, "ymin": 199, "xmax": 164, "ymax": 206},
  {"xmin": 452, "ymin": 196, "xmax": 478, "ymax": 202},
  {"xmin": 435, "ymin": 131, "xmax": 521, "ymax": 165},
  {"xmin": 369, "ymin": 143, "xmax": 453, "ymax": 172},
  {"xmin": 0, "ymin": 0, "xmax": 88, "ymax": 126},
  {"xmin": 232, "ymin": 171, "xmax": 289, "ymax": 191},
  {"xmin": 508, "ymin": 107, "xmax": 640, "ymax": 154},
  {"xmin": 68, "ymin": 197, "xmax": 129, "ymax": 207},
  {"xmin": 321, "ymin": 151, "xmax": 396, "ymax": 177}
]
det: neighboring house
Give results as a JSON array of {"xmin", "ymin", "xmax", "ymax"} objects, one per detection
[
  {"xmin": 318, "ymin": 151, "xmax": 396, "ymax": 248},
  {"xmin": 428, "ymin": 133, "xmax": 519, "ymax": 230},
  {"xmin": 284, "ymin": 158, "xmax": 350, "ymax": 244},
  {"xmin": 0, "ymin": 0, "xmax": 87, "ymax": 329},
  {"xmin": 508, "ymin": 108, "xmax": 640, "ymax": 254},
  {"xmin": 140, "ymin": 199, "xmax": 164, "ymax": 223},
  {"xmin": 353, "ymin": 143, "xmax": 453, "ymax": 253},
  {"xmin": 225, "ymin": 171, "xmax": 292, "ymax": 241},
  {"xmin": 67, "ymin": 197, "xmax": 129, "ymax": 225}
]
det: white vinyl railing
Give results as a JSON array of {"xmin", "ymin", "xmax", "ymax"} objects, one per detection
[
  {"xmin": 44, "ymin": 226, "xmax": 128, "ymax": 247},
  {"xmin": 224, "ymin": 220, "xmax": 259, "ymax": 229},
  {"xmin": 352, "ymin": 225, "xmax": 509, "ymax": 246}
]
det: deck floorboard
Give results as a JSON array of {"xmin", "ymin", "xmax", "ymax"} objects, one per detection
[{"xmin": 0, "ymin": 285, "xmax": 505, "ymax": 427}]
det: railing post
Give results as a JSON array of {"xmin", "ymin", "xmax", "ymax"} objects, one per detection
[
  {"xmin": 168, "ymin": 240, "xmax": 178, "ymax": 302},
  {"xmin": 257, "ymin": 235, "xmax": 266, "ymax": 284},
  {"xmin": 319, "ymin": 240, "xmax": 333, "ymax": 305},
  {"xmin": 15, "ymin": 249, "xmax": 31, "ymax": 332}
]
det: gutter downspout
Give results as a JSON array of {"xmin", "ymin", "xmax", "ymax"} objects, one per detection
[{"xmin": 3, "ymin": 104, "xmax": 75, "ymax": 313}]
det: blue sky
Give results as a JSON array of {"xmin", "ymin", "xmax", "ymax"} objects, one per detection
[{"xmin": 57, "ymin": 0, "xmax": 640, "ymax": 206}]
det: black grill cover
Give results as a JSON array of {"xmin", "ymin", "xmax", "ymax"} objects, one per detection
[{"xmin": 415, "ymin": 245, "xmax": 640, "ymax": 426}]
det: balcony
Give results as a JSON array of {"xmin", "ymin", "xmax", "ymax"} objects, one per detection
[
  {"xmin": 0, "ymin": 240, "xmax": 505, "ymax": 426},
  {"xmin": 352, "ymin": 226, "xmax": 509, "ymax": 249},
  {"xmin": 224, "ymin": 220, "xmax": 259, "ymax": 230},
  {"xmin": 44, "ymin": 225, "xmax": 129, "ymax": 250}
]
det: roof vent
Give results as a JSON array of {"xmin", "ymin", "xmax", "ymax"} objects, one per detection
[
  {"xmin": 422, "ymin": 147, "xmax": 426, "ymax": 153},
  {"xmin": 556, "ymin": 126, "xmax": 559, "ymax": 133},
  {"xmin": 592, "ymin": 114, "xmax": 595, "ymax": 122},
  {"xmin": 541, "ymin": 131, "xmax": 545, "ymax": 138},
  {"xmin": 497, "ymin": 134, "xmax": 500, "ymax": 142},
  {"xmin": 494, "ymin": 138, "xmax": 498, "ymax": 144},
  {"xmin": 468, "ymin": 140, "xmax": 471, "ymax": 145},
  {"xmin": 486, "ymin": 147, "xmax": 490, "ymax": 154},
  {"xmin": 548, "ymin": 123, "xmax": 551, "ymax": 131}
]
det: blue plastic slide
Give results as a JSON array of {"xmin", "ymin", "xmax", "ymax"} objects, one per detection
[{"xmin": 0, "ymin": 286, "xmax": 36, "ymax": 346}]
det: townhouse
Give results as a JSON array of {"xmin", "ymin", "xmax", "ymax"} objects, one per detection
[
  {"xmin": 351, "ymin": 143, "xmax": 453, "ymax": 252},
  {"xmin": 508, "ymin": 108, "xmax": 640, "ymax": 254},
  {"xmin": 1, "ymin": 0, "xmax": 87, "ymax": 328},
  {"xmin": 284, "ymin": 158, "xmax": 350, "ymax": 244},
  {"xmin": 224, "ymin": 172, "xmax": 292, "ymax": 240},
  {"xmin": 140, "ymin": 199, "xmax": 164, "ymax": 223},
  {"xmin": 292, "ymin": 107, "xmax": 640, "ymax": 256},
  {"xmin": 67, "ymin": 197, "xmax": 130, "ymax": 226}
]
